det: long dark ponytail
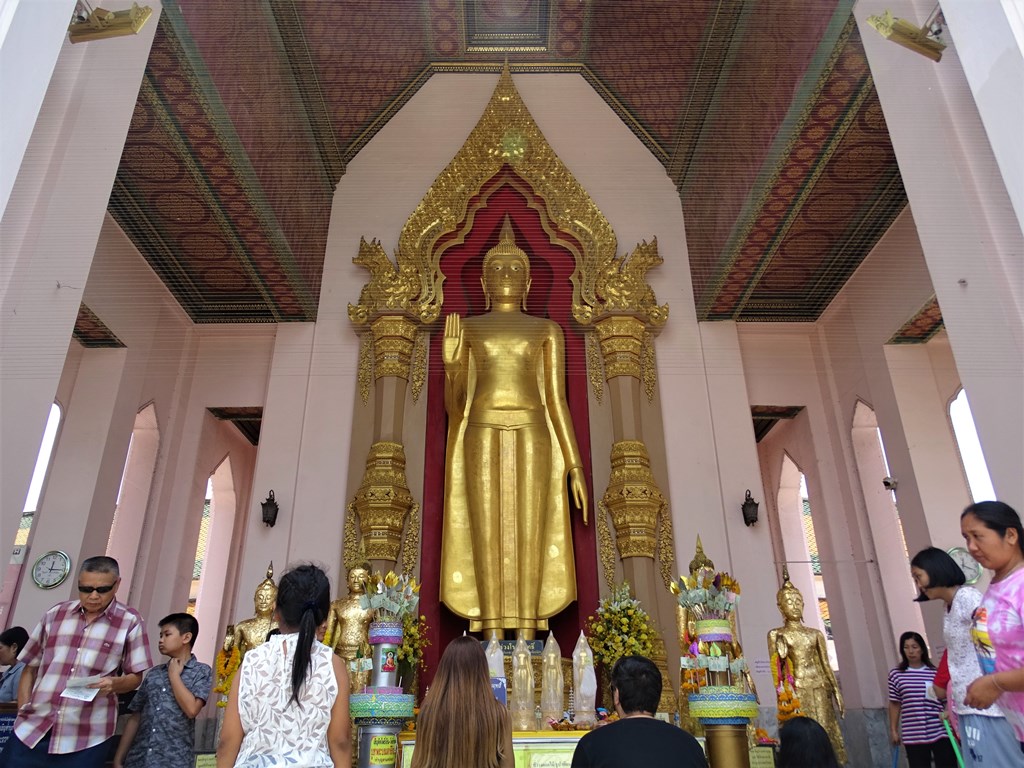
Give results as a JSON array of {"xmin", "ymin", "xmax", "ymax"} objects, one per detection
[{"xmin": 276, "ymin": 564, "xmax": 331, "ymax": 706}]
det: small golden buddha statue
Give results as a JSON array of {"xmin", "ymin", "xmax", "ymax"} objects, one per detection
[
  {"xmin": 767, "ymin": 567, "xmax": 846, "ymax": 763},
  {"xmin": 440, "ymin": 216, "xmax": 587, "ymax": 639},
  {"xmin": 323, "ymin": 563, "xmax": 373, "ymax": 693},
  {"xmin": 230, "ymin": 563, "xmax": 278, "ymax": 657}
]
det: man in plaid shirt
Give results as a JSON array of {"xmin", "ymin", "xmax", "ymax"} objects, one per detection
[{"xmin": 0, "ymin": 556, "xmax": 154, "ymax": 767}]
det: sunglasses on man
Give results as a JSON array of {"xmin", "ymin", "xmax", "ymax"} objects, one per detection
[{"xmin": 78, "ymin": 584, "xmax": 115, "ymax": 594}]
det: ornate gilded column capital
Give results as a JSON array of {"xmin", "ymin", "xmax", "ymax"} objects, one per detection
[
  {"xmin": 594, "ymin": 315, "xmax": 646, "ymax": 381},
  {"xmin": 370, "ymin": 315, "xmax": 419, "ymax": 381},
  {"xmin": 344, "ymin": 441, "xmax": 419, "ymax": 572}
]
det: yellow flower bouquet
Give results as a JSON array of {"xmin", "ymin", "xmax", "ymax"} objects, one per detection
[
  {"xmin": 397, "ymin": 613, "xmax": 430, "ymax": 669},
  {"xmin": 585, "ymin": 582, "xmax": 655, "ymax": 668}
]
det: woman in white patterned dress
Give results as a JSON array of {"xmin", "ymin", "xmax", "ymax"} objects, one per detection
[{"xmin": 217, "ymin": 564, "xmax": 351, "ymax": 767}]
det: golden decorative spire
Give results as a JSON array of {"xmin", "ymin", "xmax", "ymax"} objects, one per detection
[
  {"xmin": 688, "ymin": 536, "xmax": 714, "ymax": 576},
  {"xmin": 484, "ymin": 216, "xmax": 528, "ymax": 264},
  {"xmin": 778, "ymin": 563, "xmax": 800, "ymax": 600}
]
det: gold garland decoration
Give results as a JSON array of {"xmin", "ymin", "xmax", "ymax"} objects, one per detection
[
  {"xmin": 410, "ymin": 330, "xmax": 429, "ymax": 404},
  {"xmin": 213, "ymin": 646, "xmax": 240, "ymax": 707},
  {"xmin": 655, "ymin": 499, "xmax": 675, "ymax": 590},
  {"xmin": 357, "ymin": 333, "xmax": 373, "ymax": 405},
  {"xmin": 586, "ymin": 331, "xmax": 605, "ymax": 404},
  {"xmin": 596, "ymin": 499, "xmax": 617, "ymax": 590},
  {"xmin": 401, "ymin": 502, "xmax": 420, "ymax": 577}
]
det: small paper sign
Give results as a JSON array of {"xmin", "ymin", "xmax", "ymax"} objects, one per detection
[
  {"xmin": 369, "ymin": 734, "xmax": 397, "ymax": 767},
  {"xmin": 749, "ymin": 745, "xmax": 777, "ymax": 767}
]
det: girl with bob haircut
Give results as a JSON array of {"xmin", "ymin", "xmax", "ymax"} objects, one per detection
[
  {"xmin": 411, "ymin": 635, "xmax": 513, "ymax": 768},
  {"xmin": 910, "ymin": 543, "xmax": 1016, "ymax": 765},
  {"xmin": 217, "ymin": 564, "xmax": 351, "ymax": 767},
  {"xmin": 961, "ymin": 501, "xmax": 1024, "ymax": 753}
]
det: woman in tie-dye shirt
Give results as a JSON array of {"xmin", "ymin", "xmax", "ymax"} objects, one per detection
[{"xmin": 962, "ymin": 501, "xmax": 1024, "ymax": 755}]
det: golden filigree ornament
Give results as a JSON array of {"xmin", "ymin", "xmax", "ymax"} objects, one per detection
[
  {"xmin": 348, "ymin": 238, "xmax": 424, "ymax": 325},
  {"xmin": 410, "ymin": 329, "xmax": 429, "ymax": 404},
  {"xmin": 593, "ymin": 239, "xmax": 669, "ymax": 329},
  {"xmin": 585, "ymin": 332, "xmax": 605, "ymax": 404},
  {"xmin": 656, "ymin": 502, "xmax": 675, "ymax": 590},
  {"xmin": 357, "ymin": 333, "xmax": 373, "ymax": 405},
  {"xmin": 386, "ymin": 63, "xmax": 624, "ymax": 326},
  {"xmin": 641, "ymin": 329, "xmax": 657, "ymax": 403},
  {"xmin": 596, "ymin": 499, "xmax": 617, "ymax": 590},
  {"xmin": 499, "ymin": 130, "xmax": 527, "ymax": 163}
]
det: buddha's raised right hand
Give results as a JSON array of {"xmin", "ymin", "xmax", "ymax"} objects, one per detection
[{"xmin": 442, "ymin": 313, "xmax": 463, "ymax": 367}]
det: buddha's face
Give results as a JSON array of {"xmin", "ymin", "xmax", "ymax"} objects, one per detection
[
  {"xmin": 255, "ymin": 584, "xmax": 277, "ymax": 614},
  {"xmin": 482, "ymin": 253, "xmax": 529, "ymax": 304},
  {"xmin": 778, "ymin": 590, "xmax": 804, "ymax": 621},
  {"xmin": 348, "ymin": 567, "xmax": 369, "ymax": 594}
]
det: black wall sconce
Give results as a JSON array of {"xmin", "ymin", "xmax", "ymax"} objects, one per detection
[
  {"xmin": 261, "ymin": 490, "xmax": 279, "ymax": 528},
  {"xmin": 741, "ymin": 489, "xmax": 759, "ymax": 527}
]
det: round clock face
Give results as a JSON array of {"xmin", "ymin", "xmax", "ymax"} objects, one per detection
[
  {"xmin": 31, "ymin": 550, "xmax": 71, "ymax": 590},
  {"xmin": 947, "ymin": 546, "xmax": 982, "ymax": 585}
]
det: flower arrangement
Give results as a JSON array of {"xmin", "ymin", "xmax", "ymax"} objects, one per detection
[
  {"xmin": 359, "ymin": 571, "xmax": 421, "ymax": 623},
  {"xmin": 397, "ymin": 613, "xmax": 430, "ymax": 669},
  {"xmin": 213, "ymin": 646, "xmax": 240, "ymax": 707},
  {"xmin": 671, "ymin": 569, "xmax": 741, "ymax": 621},
  {"xmin": 771, "ymin": 649, "xmax": 803, "ymax": 722},
  {"xmin": 585, "ymin": 583, "xmax": 655, "ymax": 668}
]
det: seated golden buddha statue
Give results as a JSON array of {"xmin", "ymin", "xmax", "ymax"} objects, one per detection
[
  {"xmin": 323, "ymin": 563, "xmax": 373, "ymax": 693},
  {"xmin": 767, "ymin": 568, "xmax": 846, "ymax": 763},
  {"xmin": 440, "ymin": 217, "xmax": 588, "ymax": 639},
  {"xmin": 229, "ymin": 563, "xmax": 278, "ymax": 657}
]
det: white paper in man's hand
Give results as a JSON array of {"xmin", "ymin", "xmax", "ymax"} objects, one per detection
[{"xmin": 61, "ymin": 675, "xmax": 104, "ymax": 701}]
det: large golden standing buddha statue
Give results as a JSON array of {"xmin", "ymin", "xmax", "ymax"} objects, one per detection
[
  {"xmin": 441, "ymin": 218, "xmax": 588, "ymax": 638},
  {"xmin": 768, "ymin": 570, "xmax": 846, "ymax": 763}
]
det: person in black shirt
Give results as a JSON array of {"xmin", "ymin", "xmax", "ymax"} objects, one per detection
[{"xmin": 571, "ymin": 655, "xmax": 708, "ymax": 768}]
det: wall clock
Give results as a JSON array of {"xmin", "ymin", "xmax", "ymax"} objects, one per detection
[
  {"xmin": 947, "ymin": 546, "xmax": 982, "ymax": 585},
  {"xmin": 31, "ymin": 550, "xmax": 71, "ymax": 589}
]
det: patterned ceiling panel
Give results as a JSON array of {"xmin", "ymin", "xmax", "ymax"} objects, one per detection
[
  {"xmin": 73, "ymin": 304, "xmax": 124, "ymax": 348},
  {"xmin": 675, "ymin": 0, "xmax": 847, "ymax": 303},
  {"xmin": 890, "ymin": 296, "xmax": 944, "ymax": 344},
  {"xmin": 208, "ymin": 406, "xmax": 264, "ymax": 446},
  {"xmin": 111, "ymin": 11, "xmax": 317, "ymax": 322},
  {"xmin": 696, "ymin": 16, "xmax": 906, "ymax": 320},
  {"xmin": 588, "ymin": 0, "xmax": 717, "ymax": 149},
  {"xmin": 173, "ymin": 1, "xmax": 333, "ymax": 297},
  {"xmin": 289, "ymin": 0, "xmax": 429, "ymax": 160},
  {"xmin": 107, "ymin": 0, "xmax": 910, "ymax": 325},
  {"xmin": 428, "ymin": 0, "xmax": 586, "ymax": 60}
]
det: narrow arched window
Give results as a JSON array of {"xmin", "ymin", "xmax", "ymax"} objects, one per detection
[
  {"xmin": 948, "ymin": 389, "xmax": 995, "ymax": 502},
  {"xmin": 16, "ymin": 402, "xmax": 63, "ymax": 546}
]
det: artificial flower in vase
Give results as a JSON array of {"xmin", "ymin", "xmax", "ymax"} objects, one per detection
[{"xmin": 360, "ymin": 571, "xmax": 420, "ymax": 688}]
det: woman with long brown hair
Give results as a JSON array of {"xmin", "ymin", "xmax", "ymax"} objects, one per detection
[{"xmin": 411, "ymin": 636, "xmax": 514, "ymax": 768}]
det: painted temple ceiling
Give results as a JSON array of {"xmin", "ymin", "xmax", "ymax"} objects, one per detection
[{"xmin": 105, "ymin": 0, "xmax": 911, "ymax": 325}]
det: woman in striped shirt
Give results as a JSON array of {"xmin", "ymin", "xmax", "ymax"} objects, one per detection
[{"xmin": 887, "ymin": 631, "xmax": 956, "ymax": 768}]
